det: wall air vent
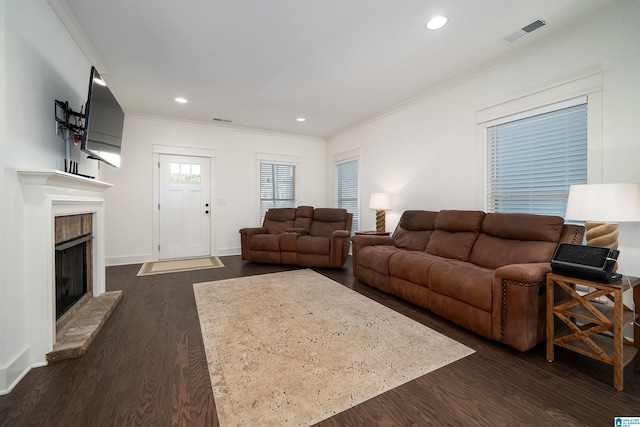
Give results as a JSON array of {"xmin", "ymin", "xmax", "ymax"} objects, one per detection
[
  {"xmin": 212, "ymin": 117, "xmax": 232, "ymax": 123},
  {"xmin": 501, "ymin": 18, "xmax": 547, "ymax": 44}
]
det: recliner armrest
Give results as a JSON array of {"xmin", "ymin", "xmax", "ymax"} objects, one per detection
[
  {"xmin": 331, "ymin": 230, "xmax": 351, "ymax": 238},
  {"xmin": 239, "ymin": 227, "xmax": 267, "ymax": 260},
  {"xmin": 494, "ymin": 262, "xmax": 551, "ymax": 284},
  {"xmin": 239, "ymin": 227, "xmax": 267, "ymax": 236},
  {"xmin": 491, "ymin": 262, "xmax": 552, "ymax": 352},
  {"xmin": 350, "ymin": 235, "xmax": 394, "ymax": 248}
]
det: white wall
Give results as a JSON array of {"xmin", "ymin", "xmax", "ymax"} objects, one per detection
[
  {"xmin": 327, "ymin": 2, "xmax": 640, "ymax": 275},
  {"xmin": 1, "ymin": 0, "xmax": 97, "ymax": 393},
  {"xmin": 101, "ymin": 114, "xmax": 326, "ymax": 265}
]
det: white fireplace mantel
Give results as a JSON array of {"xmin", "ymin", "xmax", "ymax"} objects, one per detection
[
  {"xmin": 17, "ymin": 169, "xmax": 113, "ymax": 367},
  {"xmin": 17, "ymin": 169, "xmax": 113, "ymax": 192}
]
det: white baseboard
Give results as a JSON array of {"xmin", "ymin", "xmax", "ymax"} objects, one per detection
[
  {"xmin": 106, "ymin": 249, "xmax": 241, "ymax": 267},
  {"xmin": 106, "ymin": 254, "xmax": 153, "ymax": 266},
  {"xmin": 0, "ymin": 347, "xmax": 31, "ymax": 395},
  {"xmin": 216, "ymin": 247, "xmax": 241, "ymax": 257}
]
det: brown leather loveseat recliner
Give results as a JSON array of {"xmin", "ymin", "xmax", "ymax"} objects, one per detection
[{"xmin": 240, "ymin": 206, "xmax": 352, "ymax": 268}]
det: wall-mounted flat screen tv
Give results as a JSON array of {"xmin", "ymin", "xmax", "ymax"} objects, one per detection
[{"xmin": 81, "ymin": 66, "xmax": 124, "ymax": 168}]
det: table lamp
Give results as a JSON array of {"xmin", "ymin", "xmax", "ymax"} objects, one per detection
[
  {"xmin": 565, "ymin": 183, "xmax": 640, "ymax": 249},
  {"xmin": 369, "ymin": 193, "xmax": 392, "ymax": 233}
]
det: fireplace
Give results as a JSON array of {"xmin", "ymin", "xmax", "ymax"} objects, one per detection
[
  {"xmin": 55, "ymin": 214, "xmax": 93, "ymax": 320},
  {"xmin": 17, "ymin": 169, "xmax": 112, "ymax": 368}
]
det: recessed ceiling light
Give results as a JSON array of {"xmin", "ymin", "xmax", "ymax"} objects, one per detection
[
  {"xmin": 175, "ymin": 97, "xmax": 188, "ymax": 104},
  {"xmin": 297, "ymin": 117, "xmax": 306, "ymax": 122},
  {"xmin": 426, "ymin": 16, "xmax": 448, "ymax": 30}
]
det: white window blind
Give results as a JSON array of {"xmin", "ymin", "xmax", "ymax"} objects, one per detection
[
  {"xmin": 487, "ymin": 101, "xmax": 587, "ymax": 216},
  {"xmin": 336, "ymin": 158, "xmax": 359, "ymax": 233},
  {"xmin": 260, "ymin": 163, "xmax": 295, "ymax": 223}
]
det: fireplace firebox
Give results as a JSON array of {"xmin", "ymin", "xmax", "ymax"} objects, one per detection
[
  {"xmin": 55, "ymin": 235, "xmax": 92, "ymax": 319},
  {"xmin": 54, "ymin": 214, "xmax": 93, "ymax": 321}
]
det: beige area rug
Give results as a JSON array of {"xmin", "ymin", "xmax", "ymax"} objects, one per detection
[
  {"xmin": 193, "ymin": 269, "xmax": 475, "ymax": 427},
  {"xmin": 137, "ymin": 256, "xmax": 224, "ymax": 276}
]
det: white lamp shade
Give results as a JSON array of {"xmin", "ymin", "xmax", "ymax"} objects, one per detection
[
  {"xmin": 565, "ymin": 183, "xmax": 640, "ymax": 222},
  {"xmin": 369, "ymin": 193, "xmax": 393, "ymax": 210}
]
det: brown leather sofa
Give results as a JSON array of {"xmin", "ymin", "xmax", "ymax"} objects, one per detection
[
  {"xmin": 350, "ymin": 209, "xmax": 584, "ymax": 351},
  {"xmin": 240, "ymin": 206, "xmax": 353, "ymax": 268}
]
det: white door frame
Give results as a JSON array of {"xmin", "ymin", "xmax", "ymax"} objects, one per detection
[{"xmin": 152, "ymin": 144, "xmax": 216, "ymax": 261}]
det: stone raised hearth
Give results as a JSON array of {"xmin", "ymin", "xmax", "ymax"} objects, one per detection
[{"xmin": 47, "ymin": 290, "xmax": 123, "ymax": 362}]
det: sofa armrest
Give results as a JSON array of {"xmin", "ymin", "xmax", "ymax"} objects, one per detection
[
  {"xmin": 332, "ymin": 230, "xmax": 351, "ymax": 238},
  {"xmin": 239, "ymin": 227, "xmax": 267, "ymax": 236},
  {"xmin": 350, "ymin": 235, "xmax": 394, "ymax": 276},
  {"xmin": 329, "ymin": 230, "xmax": 352, "ymax": 267},
  {"xmin": 350, "ymin": 235, "xmax": 394, "ymax": 248},
  {"xmin": 491, "ymin": 262, "xmax": 551, "ymax": 352},
  {"xmin": 494, "ymin": 262, "xmax": 551, "ymax": 284},
  {"xmin": 239, "ymin": 227, "xmax": 266, "ymax": 260}
]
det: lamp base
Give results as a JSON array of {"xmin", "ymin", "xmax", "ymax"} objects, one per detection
[
  {"xmin": 585, "ymin": 221, "xmax": 619, "ymax": 249},
  {"xmin": 375, "ymin": 210, "xmax": 386, "ymax": 233},
  {"xmin": 585, "ymin": 221, "xmax": 618, "ymax": 273}
]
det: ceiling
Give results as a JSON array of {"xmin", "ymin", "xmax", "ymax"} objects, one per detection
[{"xmin": 53, "ymin": 0, "xmax": 621, "ymax": 138}]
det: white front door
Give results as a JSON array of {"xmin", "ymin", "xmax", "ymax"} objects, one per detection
[{"xmin": 158, "ymin": 154, "xmax": 211, "ymax": 259}]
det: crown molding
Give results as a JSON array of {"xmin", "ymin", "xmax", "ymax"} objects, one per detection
[{"xmin": 47, "ymin": 0, "xmax": 106, "ymax": 73}]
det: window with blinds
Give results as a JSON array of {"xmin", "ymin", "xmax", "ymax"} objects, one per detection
[
  {"xmin": 260, "ymin": 163, "xmax": 295, "ymax": 223},
  {"xmin": 336, "ymin": 158, "xmax": 359, "ymax": 233},
  {"xmin": 486, "ymin": 99, "xmax": 587, "ymax": 216}
]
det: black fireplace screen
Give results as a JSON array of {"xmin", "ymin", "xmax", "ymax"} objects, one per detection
[{"xmin": 55, "ymin": 236, "xmax": 91, "ymax": 319}]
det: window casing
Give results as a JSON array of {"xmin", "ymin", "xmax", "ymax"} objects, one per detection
[
  {"xmin": 336, "ymin": 158, "xmax": 359, "ymax": 234},
  {"xmin": 486, "ymin": 99, "xmax": 587, "ymax": 216},
  {"xmin": 260, "ymin": 162, "xmax": 295, "ymax": 224}
]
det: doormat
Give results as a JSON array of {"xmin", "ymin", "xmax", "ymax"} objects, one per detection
[
  {"xmin": 137, "ymin": 256, "xmax": 224, "ymax": 276},
  {"xmin": 193, "ymin": 269, "xmax": 475, "ymax": 426}
]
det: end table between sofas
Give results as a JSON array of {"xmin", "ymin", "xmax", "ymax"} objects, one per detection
[{"xmin": 546, "ymin": 272, "xmax": 640, "ymax": 390}]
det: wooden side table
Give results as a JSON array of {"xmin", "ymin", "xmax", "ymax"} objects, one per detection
[
  {"xmin": 355, "ymin": 231, "xmax": 390, "ymax": 236},
  {"xmin": 546, "ymin": 272, "xmax": 640, "ymax": 390}
]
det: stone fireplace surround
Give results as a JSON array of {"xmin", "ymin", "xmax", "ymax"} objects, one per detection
[{"xmin": 17, "ymin": 170, "xmax": 112, "ymax": 369}]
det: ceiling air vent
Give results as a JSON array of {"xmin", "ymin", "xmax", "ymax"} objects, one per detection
[{"xmin": 501, "ymin": 18, "xmax": 547, "ymax": 44}]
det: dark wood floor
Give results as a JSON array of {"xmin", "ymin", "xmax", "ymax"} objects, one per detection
[{"xmin": 1, "ymin": 255, "xmax": 639, "ymax": 426}]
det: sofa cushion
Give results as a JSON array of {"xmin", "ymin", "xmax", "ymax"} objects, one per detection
[
  {"xmin": 309, "ymin": 208, "xmax": 349, "ymax": 236},
  {"xmin": 392, "ymin": 210, "xmax": 438, "ymax": 251},
  {"xmin": 428, "ymin": 261, "xmax": 494, "ymax": 312},
  {"xmin": 481, "ymin": 213, "xmax": 564, "ymax": 242},
  {"xmin": 425, "ymin": 210, "xmax": 485, "ymax": 261},
  {"xmin": 296, "ymin": 235, "xmax": 330, "ymax": 255},
  {"xmin": 388, "ymin": 251, "xmax": 446, "ymax": 287},
  {"xmin": 469, "ymin": 213, "xmax": 565, "ymax": 269},
  {"xmin": 294, "ymin": 205, "xmax": 314, "ymax": 230},
  {"xmin": 357, "ymin": 246, "xmax": 402, "ymax": 276},
  {"xmin": 249, "ymin": 234, "xmax": 281, "ymax": 251},
  {"xmin": 433, "ymin": 210, "xmax": 485, "ymax": 232},
  {"xmin": 263, "ymin": 208, "xmax": 296, "ymax": 234}
]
